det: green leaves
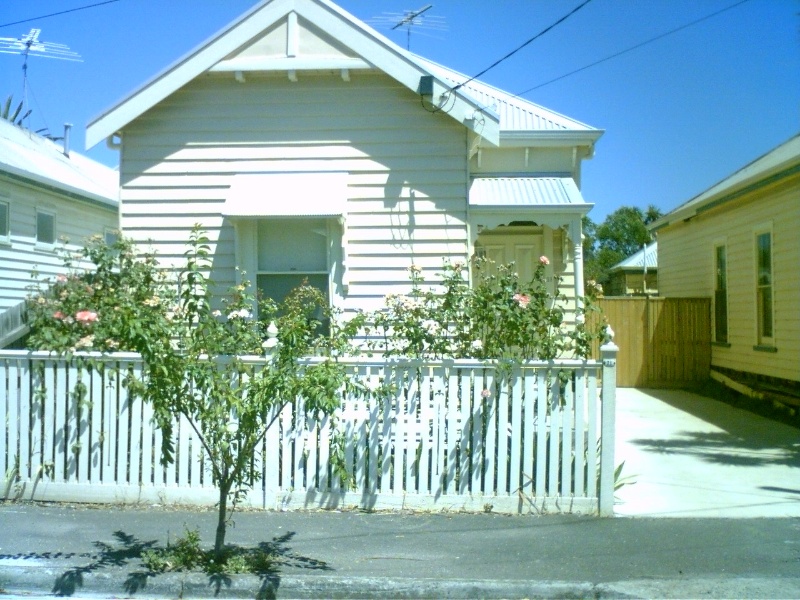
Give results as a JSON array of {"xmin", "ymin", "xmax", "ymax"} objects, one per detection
[{"xmin": 368, "ymin": 259, "xmax": 603, "ymax": 362}]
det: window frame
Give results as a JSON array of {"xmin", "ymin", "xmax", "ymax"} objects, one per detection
[
  {"xmin": 754, "ymin": 226, "xmax": 774, "ymax": 347},
  {"xmin": 35, "ymin": 208, "xmax": 57, "ymax": 248},
  {"xmin": 0, "ymin": 199, "xmax": 9, "ymax": 244},
  {"xmin": 713, "ymin": 242, "xmax": 728, "ymax": 344}
]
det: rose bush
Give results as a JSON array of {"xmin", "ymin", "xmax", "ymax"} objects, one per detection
[{"xmin": 367, "ymin": 256, "xmax": 603, "ymax": 361}]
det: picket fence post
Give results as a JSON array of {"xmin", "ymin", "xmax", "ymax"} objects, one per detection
[{"xmin": 599, "ymin": 330, "xmax": 619, "ymax": 517}]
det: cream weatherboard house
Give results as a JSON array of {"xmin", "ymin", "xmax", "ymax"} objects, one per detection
[
  {"xmin": 85, "ymin": 0, "xmax": 602, "ymax": 322},
  {"xmin": 0, "ymin": 119, "xmax": 119, "ymax": 347},
  {"xmin": 652, "ymin": 133, "xmax": 800, "ymax": 387}
]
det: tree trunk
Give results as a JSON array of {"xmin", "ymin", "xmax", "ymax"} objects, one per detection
[{"xmin": 214, "ymin": 481, "xmax": 229, "ymax": 559}]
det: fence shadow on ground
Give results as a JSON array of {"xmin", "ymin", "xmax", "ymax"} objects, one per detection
[
  {"xmin": 0, "ymin": 529, "xmax": 331, "ymax": 599},
  {"xmin": 625, "ymin": 388, "xmax": 800, "ymax": 469}
]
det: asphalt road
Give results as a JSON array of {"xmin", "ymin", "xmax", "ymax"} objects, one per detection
[{"xmin": 1, "ymin": 503, "xmax": 799, "ymax": 598}]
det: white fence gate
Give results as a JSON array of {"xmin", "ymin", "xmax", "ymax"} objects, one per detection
[{"xmin": 1, "ymin": 348, "xmax": 618, "ymax": 515}]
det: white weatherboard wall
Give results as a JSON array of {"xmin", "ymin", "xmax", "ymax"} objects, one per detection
[
  {"xmin": 0, "ymin": 176, "xmax": 118, "ymax": 312},
  {"xmin": 119, "ymin": 71, "xmax": 469, "ymax": 313}
]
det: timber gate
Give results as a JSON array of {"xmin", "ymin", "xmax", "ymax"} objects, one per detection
[{"xmin": 591, "ymin": 297, "xmax": 710, "ymax": 387}]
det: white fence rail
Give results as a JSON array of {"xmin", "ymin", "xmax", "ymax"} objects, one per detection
[{"xmin": 1, "ymin": 348, "xmax": 618, "ymax": 515}]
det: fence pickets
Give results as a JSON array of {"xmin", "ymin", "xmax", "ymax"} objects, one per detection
[{"xmin": 1, "ymin": 351, "xmax": 615, "ymax": 514}]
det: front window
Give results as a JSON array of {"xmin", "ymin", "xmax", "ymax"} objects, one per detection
[
  {"xmin": 756, "ymin": 231, "xmax": 773, "ymax": 343},
  {"xmin": 36, "ymin": 209, "xmax": 56, "ymax": 245},
  {"xmin": 714, "ymin": 244, "xmax": 727, "ymax": 343},
  {"xmin": 256, "ymin": 218, "xmax": 330, "ymax": 313}
]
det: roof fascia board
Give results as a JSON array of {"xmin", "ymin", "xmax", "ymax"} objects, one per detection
[
  {"xmin": 87, "ymin": 0, "xmax": 500, "ymax": 149},
  {"xmin": 499, "ymin": 130, "xmax": 604, "ymax": 148},
  {"xmin": 1, "ymin": 170, "xmax": 118, "ymax": 210},
  {"xmin": 651, "ymin": 162, "xmax": 800, "ymax": 232},
  {"xmin": 470, "ymin": 205, "xmax": 593, "ymax": 216}
]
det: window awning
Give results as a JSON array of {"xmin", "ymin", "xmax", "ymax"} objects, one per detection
[
  {"xmin": 223, "ymin": 172, "xmax": 347, "ymax": 217},
  {"xmin": 469, "ymin": 176, "xmax": 590, "ymax": 209}
]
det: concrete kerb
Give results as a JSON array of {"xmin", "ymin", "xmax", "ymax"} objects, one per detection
[{"xmin": 0, "ymin": 567, "xmax": 602, "ymax": 599}]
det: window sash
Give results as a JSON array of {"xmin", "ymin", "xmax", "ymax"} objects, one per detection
[
  {"xmin": 0, "ymin": 201, "xmax": 9, "ymax": 239},
  {"xmin": 714, "ymin": 245, "xmax": 727, "ymax": 343},
  {"xmin": 756, "ymin": 232, "xmax": 773, "ymax": 341},
  {"xmin": 36, "ymin": 210, "xmax": 56, "ymax": 245}
]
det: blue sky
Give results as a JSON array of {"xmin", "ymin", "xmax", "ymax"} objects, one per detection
[{"xmin": 1, "ymin": 0, "xmax": 797, "ymax": 222}]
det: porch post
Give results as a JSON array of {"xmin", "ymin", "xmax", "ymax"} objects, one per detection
[
  {"xmin": 568, "ymin": 217, "xmax": 585, "ymax": 313},
  {"xmin": 599, "ymin": 330, "xmax": 619, "ymax": 517}
]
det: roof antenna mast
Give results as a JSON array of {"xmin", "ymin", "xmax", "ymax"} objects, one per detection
[
  {"xmin": 0, "ymin": 28, "xmax": 82, "ymax": 128},
  {"xmin": 392, "ymin": 4, "xmax": 434, "ymax": 50}
]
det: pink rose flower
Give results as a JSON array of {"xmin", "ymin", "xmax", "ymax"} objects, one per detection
[
  {"xmin": 513, "ymin": 293, "xmax": 530, "ymax": 309},
  {"xmin": 75, "ymin": 310, "xmax": 98, "ymax": 324},
  {"xmin": 539, "ymin": 255, "xmax": 550, "ymax": 266},
  {"xmin": 53, "ymin": 311, "xmax": 65, "ymax": 320}
]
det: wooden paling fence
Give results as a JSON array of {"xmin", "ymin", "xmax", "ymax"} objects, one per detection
[
  {"xmin": 591, "ymin": 297, "xmax": 710, "ymax": 387},
  {"xmin": 0, "ymin": 348, "xmax": 618, "ymax": 515}
]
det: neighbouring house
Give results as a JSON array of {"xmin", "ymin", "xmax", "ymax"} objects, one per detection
[
  {"xmin": 606, "ymin": 241, "xmax": 657, "ymax": 296},
  {"xmin": 85, "ymin": 0, "xmax": 603, "ymax": 325},
  {"xmin": 651, "ymin": 133, "xmax": 800, "ymax": 388},
  {"xmin": 0, "ymin": 119, "xmax": 119, "ymax": 347}
]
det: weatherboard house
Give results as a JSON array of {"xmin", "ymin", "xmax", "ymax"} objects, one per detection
[
  {"xmin": 86, "ymin": 0, "xmax": 603, "ymax": 322},
  {"xmin": 0, "ymin": 119, "xmax": 119, "ymax": 347},
  {"xmin": 606, "ymin": 242, "xmax": 657, "ymax": 296},
  {"xmin": 652, "ymin": 133, "xmax": 799, "ymax": 387}
]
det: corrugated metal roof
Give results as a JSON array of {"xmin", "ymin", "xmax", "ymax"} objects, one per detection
[
  {"xmin": 469, "ymin": 177, "xmax": 588, "ymax": 208},
  {"xmin": 0, "ymin": 119, "xmax": 118, "ymax": 207},
  {"xmin": 611, "ymin": 242, "xmax": 658, "ymax": 271},
  {"xmin": 414, "ymin": 55, "xmax": 598, "ymax": 133}
]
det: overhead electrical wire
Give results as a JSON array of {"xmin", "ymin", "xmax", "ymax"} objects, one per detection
[
  {"xmin": 514, "ymin": 0, "xmax": 754, "ymax": 96},
  {"xmin": 450, "ymin": 0, "xmax": 593, "ymax": 94},
  {"xmin": 0, "ymin": 0, "xmax": 121, "ymax": 30}
]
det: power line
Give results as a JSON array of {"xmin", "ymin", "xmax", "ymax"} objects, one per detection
[
  {"xmin": 515, "ymin": 0, "xmax": 753, "ymax": 96},
  {"xmin": 451, "ymin": 0, "xmax": 593, "ymax": 94},
  {"xmin": 0, "ymin": 0, "xmax": 121, "ymax": 30}
]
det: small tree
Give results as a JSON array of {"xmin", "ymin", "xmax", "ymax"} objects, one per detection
[{"xmin": 27, "ymin": 228, "xmax": 363, "ymax": 559}]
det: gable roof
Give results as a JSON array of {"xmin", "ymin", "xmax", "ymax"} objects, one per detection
[
  {"xmin": 610, "ymin": 241, "xmax": 657, "ymax": 272},
  {"xmin": 652, "ymin": 133, "xmax": 800, "ymax": 231},
  {"xmin": 0, "ymin": 119, "xmax": 118, "ymax": 208},
  {"xmin": 86, "ymin": 0, "xmax": 601, "ymax": 152}
]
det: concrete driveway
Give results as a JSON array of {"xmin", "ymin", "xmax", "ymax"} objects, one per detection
[{"xmin": 614, "ymin": 387, "xmax": 800, "ymax": 518}]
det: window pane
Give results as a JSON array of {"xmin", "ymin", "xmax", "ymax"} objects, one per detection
[
  {"xmin": 257, "ymin": 219, "xmax": 327, "ymax": 272},
  {"xmin": 257, "ymin": 273, "xmax": 329, "ymax": 305},
  {"xmin": 759, "ymin": 287, "xmax": 773, "ymax": 338},
  {"xmin": 715, "ymin": 246, "xmax": 726, "ymax": 291},
  {"xmin": 757, "ymin": 233, "xmax": 771, "ymax": 286},
  {"xmin": 0, "ymin": 202, "xmax": 8, "ymax": 237},
  {"xmin": 36, "ymin": 211, "xmax": 55, "ymax": 244}
]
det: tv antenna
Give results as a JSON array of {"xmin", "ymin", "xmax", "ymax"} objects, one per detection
[
  {"xmin": 0, "ymin": 29, "xmax": 82, "ymax": 127},
  {"xmin": 367, "ymin": 5, "xmax": 447, "ymax": 51}
]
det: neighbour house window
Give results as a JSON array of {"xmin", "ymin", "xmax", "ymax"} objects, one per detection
[
  {"xmin": 714, "ymin": 244, "xmax": 728, "ymax": 343},
  {"xmin": 755, "ymin": 231, "xmax": 773, "ymax": 344},
  {"xmin": 256, "ymin": 218, "xmax": 330, "ymax": 322},
  {"xmin": 0, "ymin": 200, "xmax": 9, "ymax": 242},
  {"xmin": 104, "ymin": 228, "xmax": 120, "ymax": 245},
  {"xmin": 36, "ymin": 209, "xmax": 56, "ymax": 246}
]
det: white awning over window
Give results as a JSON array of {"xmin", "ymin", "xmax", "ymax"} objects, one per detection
[{"xmin": 223, "ymin": 172, "xmax": 348, "ymax": 217}]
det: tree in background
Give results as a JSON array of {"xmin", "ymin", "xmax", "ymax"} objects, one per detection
[{"xmin": 583, "ymin": 205, "xmax": 662, "ymax": 292}]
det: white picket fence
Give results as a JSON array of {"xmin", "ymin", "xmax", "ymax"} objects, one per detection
[{"xmin": 0, "ymin": 347, "xmax": 618, "ymax": 515}]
